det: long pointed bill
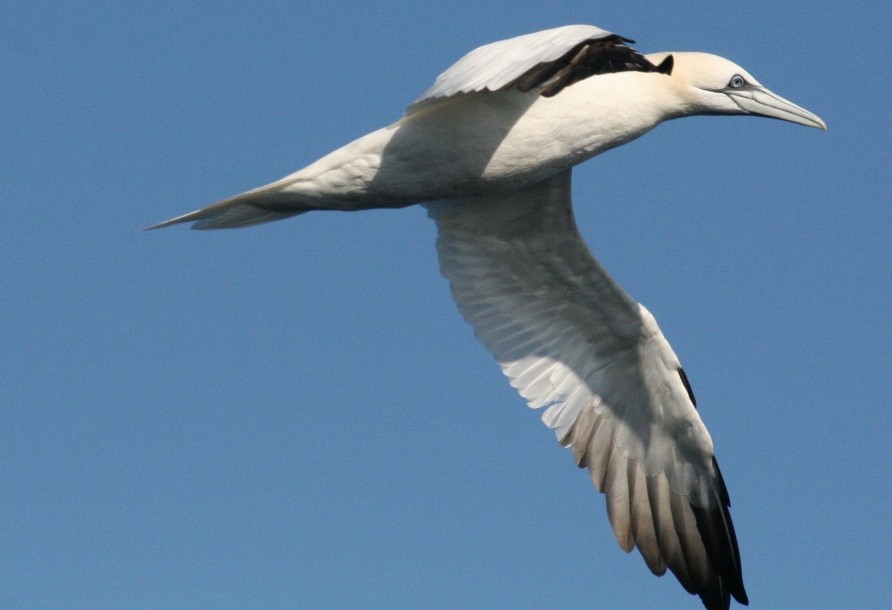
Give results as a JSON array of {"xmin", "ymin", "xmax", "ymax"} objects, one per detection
[{"xmin": 729, "ymin": 87, "xmax": 827, "ymax": 130}]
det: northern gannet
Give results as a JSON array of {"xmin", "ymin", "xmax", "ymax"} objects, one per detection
[{"xmin": 150, "ymin": 24, "xmax": 825, "ymax": 610}]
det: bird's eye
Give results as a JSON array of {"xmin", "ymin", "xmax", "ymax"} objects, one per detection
[{"xmin": 728, "ymin": 75, "xmax": 746, "ymax": 89}]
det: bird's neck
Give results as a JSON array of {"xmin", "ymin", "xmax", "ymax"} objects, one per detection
[{"xmin": 527, "ymin": 70, "xmax": 689, "ymax": 163}]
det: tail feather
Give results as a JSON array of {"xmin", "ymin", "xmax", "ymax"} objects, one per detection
[{"xmin": 146, "ymin": 190, "xmax": 309, "ymax": 231}]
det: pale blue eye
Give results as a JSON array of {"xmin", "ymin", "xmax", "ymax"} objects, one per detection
[{"xmin": 728, "ymin": 75, "xmax": 746, "ymax": 89}]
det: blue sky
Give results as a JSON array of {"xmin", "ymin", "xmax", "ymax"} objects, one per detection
[{"xmin": 2, "ymin": 2, "xmax": 889, "ymax": 609}]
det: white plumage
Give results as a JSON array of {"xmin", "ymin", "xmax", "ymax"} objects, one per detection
[
  {"xmin": 150, "ymin": 24, "xmax": 825, "ymax": 610},
  {"xmin": 413, "ymin": 25, "xmax": 613, "ymax": 104}
]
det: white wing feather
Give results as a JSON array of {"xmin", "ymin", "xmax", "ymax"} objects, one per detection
[
  {"xmin": 425, "ymin": 170, "xmax": 745, "ymax": 608},
  {"xmin": 410, "ymin": 25, "xmax": 614, "ymax": 110}
]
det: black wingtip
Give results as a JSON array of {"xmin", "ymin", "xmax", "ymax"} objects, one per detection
[
  {"xmin": 655, "ymin": 54, "xmax": 674, "ymax": 75},
  {"xmin": 689, "ymin": 459, "xmax": 748, "ymax": 609}
]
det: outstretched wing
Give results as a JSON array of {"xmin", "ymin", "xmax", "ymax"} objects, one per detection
[
  {"xmin": 410, "ymin": 24, "xmax": 672, "ymax": 111},
  {"xmin": 425, "ymin": 171, "xmax": 747, "ymax": 610}
]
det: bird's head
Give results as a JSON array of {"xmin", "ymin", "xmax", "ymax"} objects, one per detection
[{"xmin": 647, "ymin": 51, "xmax": 826, "ymax": 130}]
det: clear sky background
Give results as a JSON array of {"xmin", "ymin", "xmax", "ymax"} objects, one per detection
[{"xmin": 3, "ymin": 3, "xmax": 889, "ymax": 609}]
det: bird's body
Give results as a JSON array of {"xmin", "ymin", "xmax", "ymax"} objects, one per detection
[
  {"xmin": 151, "ymin": 24, "xmax": 824, "ymax": 610},
  {"xmin": 164, "ymin": 69, "xmax": 670, "ymax": 226}
]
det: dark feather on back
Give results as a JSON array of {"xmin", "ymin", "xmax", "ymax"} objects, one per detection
[{"xmin": 502, "ymin": 34, "xmax": 674, "ymax": 97}]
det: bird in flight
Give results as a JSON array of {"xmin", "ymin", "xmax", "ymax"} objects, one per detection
[{"xmin": 150, "ymin": 24, "xmax": 825, "ymax": 610}]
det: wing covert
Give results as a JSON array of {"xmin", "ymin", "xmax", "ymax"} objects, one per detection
[
  {"xmin": 413, "ymin": 25, "xmax": 613, "ymax": 105},
  {"xmin": 410, "ymin": 24, "xmax": 673, "ymax": 112}
]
